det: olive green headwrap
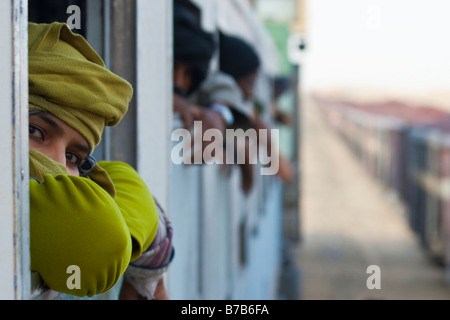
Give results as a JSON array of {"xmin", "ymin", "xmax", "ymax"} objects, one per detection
[
  {"xmin": 28, "ymin": 22, "xmax": 133, "ymax": 197},
  {"xmin": 28, "ymin": 22, "xmax": 133, "ymax": 151}
]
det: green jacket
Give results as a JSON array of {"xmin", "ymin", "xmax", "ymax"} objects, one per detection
[{"xmin": 29, "ymin": 159, "xmax": 159, "ymax": 297}]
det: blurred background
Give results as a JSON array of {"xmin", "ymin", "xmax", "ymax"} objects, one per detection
[
  {"xmin": 302, "ymin": 0, "xmax": 450, "ymax": 106},
  {"xmin": 3, "ymin": 0, "xmax": 450, "ymax": 300},
  {"xmin": 278, "ymin": 0, "xmax": 450, "ymax": 299},
  {"xmin": 254, "ymin": 0, "xmax": 450, "ymax": 300}
]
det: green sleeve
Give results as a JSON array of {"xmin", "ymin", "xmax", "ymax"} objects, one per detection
[
  {"xmin": 30, "ymin": 175, "xmax": 132, "ymax": 297},
  {"xmin": 98, "ymin": 161, "xmax": 159, "ymax": 262}
]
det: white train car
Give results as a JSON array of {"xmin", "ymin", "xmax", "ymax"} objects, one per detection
[{"xmin": 1, "ymin": 0, "xmax": 292, "ymax": 300}]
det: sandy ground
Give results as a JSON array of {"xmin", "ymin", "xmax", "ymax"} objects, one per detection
[{"xmin": 290, "ymin": 93, "xmax": 450, "ymax": 300}]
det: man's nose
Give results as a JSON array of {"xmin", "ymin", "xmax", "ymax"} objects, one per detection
[{"xmin": 46, "ymin": 145, "xmax": 67, "ymax": 168}]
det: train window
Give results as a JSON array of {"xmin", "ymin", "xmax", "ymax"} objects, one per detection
[
  {"xmin": 27, "ymin": 0, "xmax": 111, "ymax": 299},
  {"xmin": 23, "ymin": 0, "xmax": 173, "ymax": 299}
]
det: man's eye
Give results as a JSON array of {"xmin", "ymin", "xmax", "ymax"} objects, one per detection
[
  {"xmin": 66, "ymin": 152, "xmax": 81, "ymax": 167},
  {"xmin": 29, "ymin": 125, "xmax": 44, "ymax": 140}
]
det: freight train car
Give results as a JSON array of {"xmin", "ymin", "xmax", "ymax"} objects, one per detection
[{"xmin": 313, "ymin": 94, "xmax": 450, "ymax": 284}]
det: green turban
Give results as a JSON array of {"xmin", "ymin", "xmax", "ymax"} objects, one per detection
[{"xmin": 28, "ymin": 22, "xmax": 133, "ymax": 151}]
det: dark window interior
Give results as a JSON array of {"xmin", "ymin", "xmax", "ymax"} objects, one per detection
[{"xmin": 28, "ymin": 0, "xmax": 87, "ymax": 37}]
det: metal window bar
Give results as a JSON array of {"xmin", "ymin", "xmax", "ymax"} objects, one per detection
[{"xmin": 12, "ymin": 0, "xmax": 30, "ymax": 300}]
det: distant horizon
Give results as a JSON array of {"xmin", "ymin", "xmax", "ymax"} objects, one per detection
[{"xmin": 304, "ymin": 85, "xmax": 450, "ymax": 111}]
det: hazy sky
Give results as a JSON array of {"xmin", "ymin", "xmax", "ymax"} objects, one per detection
[{"xmin": 302, "ymin": 0, "xmax": 450, "ymax": 93}]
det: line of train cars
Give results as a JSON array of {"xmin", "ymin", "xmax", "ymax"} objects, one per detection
[{"xmin": 312, "ymin": 93, "xmax": 450, "ymax": 283}]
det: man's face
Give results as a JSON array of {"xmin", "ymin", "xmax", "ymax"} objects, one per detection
[
  {"xmin": 29, "ymin": 112, "xmax": 91, "ymax": 176},
  {"xmin": 236, "ymin": 71, "xmax": 258, "ymax": 101},
  {"xmin": 173, "ymin": 60, "xmax": 193, "ymax": 96}
]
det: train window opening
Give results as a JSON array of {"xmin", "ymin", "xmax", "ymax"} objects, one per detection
[{"xmin": 27, "ymin": 0, "xmax": 112, "ymax": 299}]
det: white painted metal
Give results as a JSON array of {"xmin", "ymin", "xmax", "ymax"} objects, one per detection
[
  {"xmin": 0, "ymin": 0, "xmax": 16, "ymax": 300},
  {"xmin": 12, "ymin": 0, "xmax": 30, "ymax": 300},
  {"xmin": 136, "ymin": 0, "xmax": 173, "ymax": 211},
  {"xmin": 167, "ymin": 149, "xmax": 203, "ymax": 299}
]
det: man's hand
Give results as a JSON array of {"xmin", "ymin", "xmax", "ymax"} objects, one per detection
[
  {"xmin": 173, "ymin": 93, "xmax": 228, "ymax": 164},
  {"xmin": 119, "ymin": 277, "xmax": 144, "ymax": 300},
  {"xmin": 153, "ymin": 277, "xmax": 170, "ymax": 300},
  {"xmin": 173, "ymin": 93, "xmax": 202, "ymax": 131},
  {"xmin": 119, "ymin": 277, "xmax": 169, "ymax": 300},
  {"xmin": 190, "ymin": 107, "xmax": 227, "ymax": 164}
]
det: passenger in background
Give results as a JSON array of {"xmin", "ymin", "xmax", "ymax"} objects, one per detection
[
  {"xmin": 196, "ymin": 32, "xmax": 295, "ymax": 193},
  {"xmin": 28, "ymin": 22, "xmax": 174, "ymax": 300},
  {"xmin": 272, "ymin": 76, "xmax": 295, "ymax": 127},
  {"xmin": 173, "ymin": 1, "xmax": 255, "ymax": 193},
  {"xmin": 172, "ymin": 0, "xmax": 226, "ymax": 147},
  {"xmin": 173, "ymin": 0, "xmax": 293, "ymax": 193}
]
